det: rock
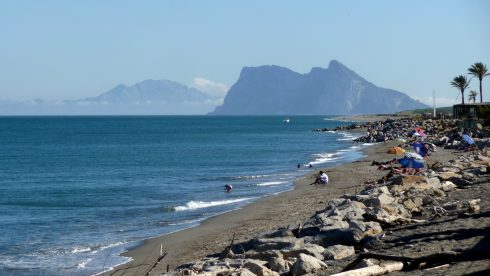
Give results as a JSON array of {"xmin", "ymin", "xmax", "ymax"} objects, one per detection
[
  {"xmin": 253, "ymin": 237, "xmax": 304, "ymax": 252},
  {"xmin": 306, "ymin": 214, "xmax": 349, "ymax": 229},
  {"xmin": 323, "ymin": 244, "xmax": 355, "ymax": 260},
  {"xmin": 179, "ymin": 268, "xmax": 198, "ymax": 275},
  {"xmin": 243, "ymin": 259, "xmax": 279, "ymax": 276},
  {"xmin": 402, "ymin": 197, "xmax": 424, "ymax": 212},
  {"xmin": 436, "ymin": 171, "xmax": 461, "ymax": 181},
  {"xmin": 360, "ymin": 186, "xmax": 390, "ymax": 196},
  {"xmin": 238, "ymin": 268, "xmax": 258, "ymax": 276},
  {"xmin": 426, "ymin": 177, "xmax": 442, "ymax": 189},
  {"xmin": 291, "ymin": 253, "xmax": 328, "ymax": 275},
  {"xmin": 362, "ymin": 194, "xmax": 396, "ymax": 207},
  {"xmin": 282, "ymin": 243, "xmax": 326, "ymax": 260},
  {"xmin": 364, "ymin": 206, "xmax": 411, "ymax": 225},
  {"xmin": 441, "ymin": 181, "xmax": 458, "ymax": 192},
  {"xmin": 257, "ymin": 227, "xmax": 295, "ymax": 239},
  {"xmin": 306, "ymin": 228, "xmax": 365, "ymax": 247},
  {"xmin": 268, "ymin": 257, "xmax": 289, "ymax": 274},
  {"xmin": 390, "ymin": 175, "xmax": 436, "ymax": 192},
  {"xmin": 347, "ymin": 220, "xmax": 383, "ymax": 236},
  {"xmin": 448, "ymin": 176, "xmax": 472, "ymax": 187},
  {"xmin": 353, "ymin": 258, "xmax": 378, "ymax": 269},
  {"xmin": 318, "ymin": 199, "xmax": 367, "ymax": 220},
  {"xmin": 245, "ymin": 250, "xmax": 282, "ymax": 262}
]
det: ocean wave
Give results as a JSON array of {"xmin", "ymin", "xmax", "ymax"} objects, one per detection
[
  {"xmin": 255, "ymin": 181, "xmax": 288, "ymax": 186},
  {"xmin": 77, "ymin": 258, "xmax": 91, "ymax": 269},
  {"xmin": 91, "ymin": 241, "xmax": 126, "ymax": 254},
  {"xmin": 231, "ymin": 173, "xmax": 277, "ymax": 180},
  {"xmin": 336, "ymin": 132, "xmax": 359, "ymax": 141},
  {"xmin": 174, "ymin": 198, "xmax": 253, "ymax": 211},
  {"xmin": 310, "ymin": 152, "xmax": 340, "ymax": 164},
  {"xmin": 71, "ymin": 246, "xmax": 91, "ymax": 254}
]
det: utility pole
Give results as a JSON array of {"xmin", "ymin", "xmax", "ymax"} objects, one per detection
[{"xmin": 433, "ymin": 90, "xmax": 436, "ymax": 118}]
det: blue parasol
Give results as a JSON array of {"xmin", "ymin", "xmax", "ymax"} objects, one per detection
[{"xmin": 398, "ymin": 157, "xmax": 425, "ymax": 169}]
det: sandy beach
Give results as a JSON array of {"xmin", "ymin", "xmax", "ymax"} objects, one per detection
[
  {"xmin": 109, "ymin": 138, "xmax": 452, "ymax": 275},
  {"xmin": 109, "ymin": 116, "xmax": 490, "ymax": 276}
]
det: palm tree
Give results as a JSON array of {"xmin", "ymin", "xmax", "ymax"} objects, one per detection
[
  {"xmin": 467, "ymin": 62, "xmax": 489, "ymax": 103},
  {"xmin": 450, "ymin": 75, "xmax": 470, "ymax": 104},
  {"xmin": 468, "ymin": 90, "xmax": 477, "ymax": 103}
]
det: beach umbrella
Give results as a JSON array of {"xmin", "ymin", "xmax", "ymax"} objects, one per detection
[
  {"xmin": 398, "ymin": 157, "xmax": 425, "ymax": 169},
  {"xmin": 462, "ymin": 134, "xmax": 475, "ymax": 145},
  {"xmin": 404, "ymin": 152, "xmax": 424, "ymax": 160},
  {"xmin": 387, "ymin": 147, "xmax": 405, "ymax": 155}
]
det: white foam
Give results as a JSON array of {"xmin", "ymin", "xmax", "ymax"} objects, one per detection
[
  {"xmin": 362, "ymin": 143, "xmax": 376, "ymax": 146},
  {"xmin": 71, "ymin": 246, "xmax": 91, "ymax": 254},
  {"xmin": 233, "ymin": 174, "xmax": 274, "ymax": 179},
  {"xmin": 336, "ymin": 131, "xmax": 360, "ymax": 141},
  {"xmin": 77, "ymin": 258, "xmax": 92, "ymax": 268},
  {"xmin": 256, "ymin": 181, "xmax": 287, "ymax": 186},
  {"xmin": 310, "ymin": 152, "xmax": 341, "ymax": 164},
  {"xmin": 91, "ymin": 241, "xmax": 125, "ymax": 254},
  {"xmin": 174, "ymin": 198, "xmax": 253, "ymax": 211}
]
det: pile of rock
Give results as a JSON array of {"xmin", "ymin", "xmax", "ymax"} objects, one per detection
[
  {"xmin": 164, "ymin": 149, "xmax": 488, "ymax": 275},
  {"xmin": 313, "ymin": 123, "xmax": 366, "ymax": 132}
]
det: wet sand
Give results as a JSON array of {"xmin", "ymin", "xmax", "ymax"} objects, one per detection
[{"xmin": 110, "ymin": 137, "xmax": 459, "ymax": 276}]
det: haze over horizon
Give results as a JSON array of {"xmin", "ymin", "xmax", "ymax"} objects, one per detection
[{"xmin": 1, "ymin": 0, "xmax": 489, "ymax": 110}]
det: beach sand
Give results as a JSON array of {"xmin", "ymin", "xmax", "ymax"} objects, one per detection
[{"xmin": 110, "ymin": 137, "xmax": 462, "ymax": 276}]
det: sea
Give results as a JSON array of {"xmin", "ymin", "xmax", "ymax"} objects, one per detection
[{"xmin": 0, "ymin": 116, "xmax": 371, "ymax": 275}]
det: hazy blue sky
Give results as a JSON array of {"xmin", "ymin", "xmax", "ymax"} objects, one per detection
[{"xmin": 1, "ymin": 0, "xmax": 489, "ymax": 106}]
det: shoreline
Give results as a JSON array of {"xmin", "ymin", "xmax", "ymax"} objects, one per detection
[{"xmin": 110, "ymin": 135, "xmax": 400, "ymax": 275}]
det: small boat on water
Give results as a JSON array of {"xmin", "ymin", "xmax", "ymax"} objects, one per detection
[{"xmin": 283, "ymin": 118, "xmax": 290, "ymax": 123}]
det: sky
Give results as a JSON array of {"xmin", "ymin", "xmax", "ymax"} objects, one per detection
[{"xmin": 1, "ymin": 0, "xmax": 489, "ymax": 107}]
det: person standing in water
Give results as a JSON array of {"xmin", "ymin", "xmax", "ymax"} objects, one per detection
[{"xmin": 224, "ymin": 184, "xmax": 233, "ymax": 192}]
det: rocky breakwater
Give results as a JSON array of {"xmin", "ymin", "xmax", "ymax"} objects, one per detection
[
  {"xmin": 351, "ymin": 117, "xmax": 490, "ymax": 151},
  {"xmin": 159, "ymin": 149, "xmax": 489, "ymax": 275}
]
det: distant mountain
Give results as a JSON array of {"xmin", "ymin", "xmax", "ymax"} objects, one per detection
[
  {"xmin": 76, "ymin": 79, "xmax": 212, "ymax": 104},
  {"xmin": 209, "ymin": 60, "xmax": 428, "ymax": 115},
  {"xmin": 0, "ymin": 80, "xmax": 221, "ymax": 115}
]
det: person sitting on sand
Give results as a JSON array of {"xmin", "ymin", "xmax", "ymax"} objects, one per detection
[{"xmin": 311, "ymin": 171, "xmax": 329, "ymax": 185}]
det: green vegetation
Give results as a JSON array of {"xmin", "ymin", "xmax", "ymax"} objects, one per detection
[
  {"xmin": 450, "ymin": 75, "xmax": 471, "ymax": 104},
  {"xmin": 468, "ymin": 90, "xmax": 478, "ymax": 103},
  {"xmin": 467, "ymin": 62, "xmax": 489, "ymax": 103},
  {"xmin": 395, "ymin": 106, "xmax": 452, "ymax": 116}
]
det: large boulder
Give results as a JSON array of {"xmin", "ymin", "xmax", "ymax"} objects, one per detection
[
  {"xmin": 363, "ymin": 205, "xmax": 411, "ymax": 225},
  {"xmin": 253, "ymin": 237, "xmax": 304, "ymax": 252},
  {"xmin": 245, "ymin": 250, "xmax": 282, "ymax": 263},
  {"xmin": 291, "ymin": 253, "xmax": 328, "ymax": 275},
  {"xmin": 323, "ymin": 244, "xmax": 355, "ymax": 260},
  {"xmin": 390, "ymin": 175, "xmax": 437, "ymax": 193},
  {"xmin": 362, "ymin": 193, "xmax": 396, "ymax": 207},
  {"xmin": 243, "ymin": 259, "xmax": 279, "ymax": 276},
  {"xmin": 268, "ymin": 257, "xmax": 290, "ymax": 274},
  {"xmin": 282, "ymin": 243, "xmax": 326, "ymax": 260},
  {"xmin": 348, "ymin": 220, "xmax": 383, "ymax": 236}
]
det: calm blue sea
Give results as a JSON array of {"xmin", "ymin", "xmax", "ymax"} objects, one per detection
[{"xmin": 0, "ymin": 116, "xmax": 368, "ymax": 275}]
